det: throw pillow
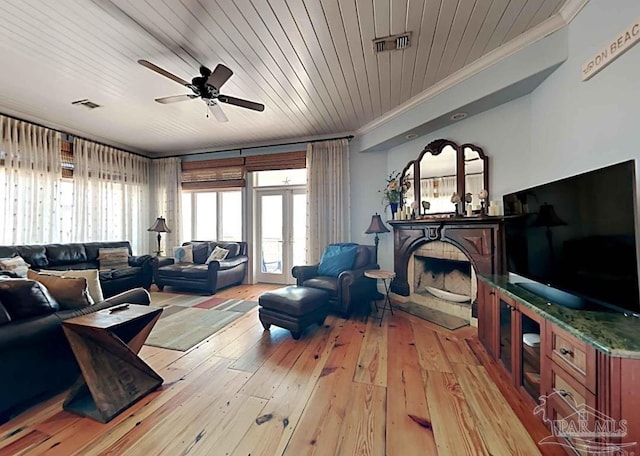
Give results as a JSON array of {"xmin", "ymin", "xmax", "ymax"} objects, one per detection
[
  {"xmin": 317, "ymin": 243, "xmax": 359, "ymax": 277},
  {"xmin": 27, "ymin": 270, "xmax": 93, "ymax": 309},
  {"xmin": 0, "ymin": 279, "xmax": 59, "ymax": 319},
  {"xmin": 98, "ymin": 247, "xmax": 130, "ymax": 271},
  {"xmin": 205, "ymin": 246, "xmax": 229, "ymax": 264},
  {"xmin": 38, "ymin": 269, "xmax": 104, "ymax": 303},
  {"xmin": 0, "ymin": 256, "xmax": 29, "ymax": 278},
  {"xmin": 173, "ymin": 244, "xmax": 194, "ymax": 263}
]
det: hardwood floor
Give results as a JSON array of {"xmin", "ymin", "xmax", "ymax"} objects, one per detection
[{"xmin": 0, "ymin": 285, "xmax": 559, "ymax": 455}]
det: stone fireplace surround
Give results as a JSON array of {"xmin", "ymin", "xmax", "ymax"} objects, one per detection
[{"xmin": 388, "ymin": 217, "xmax": 505, "ymax": 322}]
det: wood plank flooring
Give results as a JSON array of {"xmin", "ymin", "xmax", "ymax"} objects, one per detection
[{"xmin": 0, "ymin": 284, "xmax": 556, "ymax": 455}]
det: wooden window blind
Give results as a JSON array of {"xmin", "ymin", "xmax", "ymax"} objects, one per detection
[
  {"xmin": 180, "ymin": 151, "xmax": 306, "ymax": 189},
  {"xmin": 244, "ymin": 151, "xmax": 306, "ymax": 171},
  {"xmin": 61, "ymin": 140, "xmax": 73, "ymax": 178},
  {"xmin": 181, "ymin": 157, "xmax": 246, "ymax": 190}
]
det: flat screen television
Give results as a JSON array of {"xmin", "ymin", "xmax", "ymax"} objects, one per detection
[{"xmin": 502, "ymin": 160, "xmax": 640, "ymax": 314}]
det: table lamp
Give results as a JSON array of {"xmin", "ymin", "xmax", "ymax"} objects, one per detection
[
  {"xmin": 365, "ymin": 213, "xmax": 390, "ymax": 263},
  {"xmin": 147, "ymin": 216, "xmax": 171, "ymax": 256}
]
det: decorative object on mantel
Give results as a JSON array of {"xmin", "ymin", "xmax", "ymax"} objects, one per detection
[
  {"xmin": 147, "ymin": 216, "xmax": 171, "ymax": 256},
  {"xmin": 399, "ymin": 139, "xmax": 489, "ymax": 218},
  {"xmin": 478, "ymin": 189, "xmax": 489, "ymax": 215},
  {"xmin": 365, "ymin": 213, "xmax": 390, "ymax": 261},
  {"xmin": 380, "ymin": 170, "xmax": 410, "ymax": 219}
]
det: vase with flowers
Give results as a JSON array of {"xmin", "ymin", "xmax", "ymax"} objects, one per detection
[{"xmin": 380, "ymin": 170, "xmax": 411, "ymax": 219}]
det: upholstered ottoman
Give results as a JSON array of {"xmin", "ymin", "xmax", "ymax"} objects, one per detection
[{"xmin": 258, "ymin": 286, "xmax": 329, "ymax": 339}]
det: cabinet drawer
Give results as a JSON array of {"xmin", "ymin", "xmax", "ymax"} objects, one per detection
[
  {"xmin": 546, "ymin": 393, "xmax": 596, "ymax": 456},
  {"xmin": 544, "ymin": 360, "xmax": 597, "ymax": 414},
  {"xmin": 546, "ymin": 323, "xmax": 596, "ymax": 392}
]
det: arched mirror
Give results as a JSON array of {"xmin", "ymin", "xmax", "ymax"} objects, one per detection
[
  {"xmin": 419, "ymin": 144, "xmax": 457, "ymax": 215},
  {"xmin": 401, "ymin": 139, "xmax": 489, "ymax": 217}
]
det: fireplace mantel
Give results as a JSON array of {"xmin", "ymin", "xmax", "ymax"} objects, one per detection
[{"xmin": 388, "ymin": 217, "xmax": 505, "ymax": 300}]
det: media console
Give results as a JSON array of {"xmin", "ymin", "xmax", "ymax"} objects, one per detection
[{"xmin": 476, "ymin": 275, "xmax": 640, "ymax": 454}]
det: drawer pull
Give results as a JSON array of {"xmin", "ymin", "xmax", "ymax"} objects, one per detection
[
  {"xmin": 489, "ymin": 291, "xmax": 495, "ymax": 295},
  {"xmin": 559, "ymin": 347, "xmax": 574, "ymax": 356}
]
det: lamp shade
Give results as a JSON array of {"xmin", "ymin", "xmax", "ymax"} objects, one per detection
[
  {"xmin": 147, "ymin": 216, "xmax": 171, "ymax": 233},
  {"xmin": 365, "ymin": 213, "xmax": 390, "ymax": 234},
  {"xmin": 532, "ymin": 204, "xmax": 567, "ymax": 228}
]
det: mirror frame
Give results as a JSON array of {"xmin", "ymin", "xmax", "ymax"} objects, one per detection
[{"xmin": 401, "ymin": 138, "xmax": 489, "ymax": 214}]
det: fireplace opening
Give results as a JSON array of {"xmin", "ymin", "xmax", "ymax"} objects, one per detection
[{"xmin": 414, "ymin": 256, "xmax": 472, "ymax": 303}]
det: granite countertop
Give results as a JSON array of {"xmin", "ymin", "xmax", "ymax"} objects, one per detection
[{"xmin": 479, "ymin": 275, "xmax": 640, "ymax": 359}]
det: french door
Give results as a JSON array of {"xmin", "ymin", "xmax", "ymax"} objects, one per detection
[{"xmin": 256, "ymin": 188, "xmax": 306, "ymax": 284}]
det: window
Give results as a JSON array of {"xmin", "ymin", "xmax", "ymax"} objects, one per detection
[
  {"xmin": 182, "ymin": 189, "xmax": 243, "ymax": 242},
  {"xmin": 255, "ymin": 169, "xmax": 307, "ymax": 187}
]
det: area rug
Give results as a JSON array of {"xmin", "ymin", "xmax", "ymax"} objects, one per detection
[{"xmin": 145, "ymin": 291, "xmax": 258, "ymax": 351}]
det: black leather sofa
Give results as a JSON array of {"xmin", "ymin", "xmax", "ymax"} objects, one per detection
[
  {"xmin": 154, "ymin": 241, "xmax": 248, "ymax": 295},
  {"xmin": 0, "ymin": 285, "xmax": 151, "ymax": 423},
  {"xmin": 0, "ymin": 241, "xmax": 153, "ymax": 298}
]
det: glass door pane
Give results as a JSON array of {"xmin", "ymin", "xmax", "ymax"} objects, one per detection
[
  {"xmin": 260, "ymin": 195, "xmax": 284, "ymax": 274},
  {"xmin": 499, "ymin": 297, "xmax": 513, "ymax": 374},
  {"xmin": 520, "ymin": 313, "xmax": 541, "ymax": 400}
]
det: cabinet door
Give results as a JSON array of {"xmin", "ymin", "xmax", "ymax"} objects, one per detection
[
  {"xmin": 477, "ymin": 281, "xmax": 497, "ymax": 357},
  {"xmin": 518, "ymin": 305, "xmax": 545, "ymax": 402},
  {"xmin": 497, "ymin": 291, "xmax": 517, "ymax": 376}
]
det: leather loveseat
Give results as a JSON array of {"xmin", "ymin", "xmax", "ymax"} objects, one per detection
[
  {"xmin": 0, "ymin": 284, "xmax": 151, "ymax": 423},
  {"xmin": 154, "ymin": 241, "xmax": 248, "ymax": 295},
  {"xmin": 0, "ymin": 241, "xmax": 153, "ymax": 298}
]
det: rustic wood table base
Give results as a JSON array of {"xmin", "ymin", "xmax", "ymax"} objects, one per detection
[{"xmin": 62, "ymin": 304, "xmax": 163, "ymax": 423}]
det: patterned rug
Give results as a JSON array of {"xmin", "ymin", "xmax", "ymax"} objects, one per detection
[{"xmin": 145, "ymin": 291, "xmax": 258, "ymax": 351}]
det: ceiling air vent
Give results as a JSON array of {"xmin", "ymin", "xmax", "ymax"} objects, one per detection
[
  {"xmin": 373, "ymin": 32, "xmax": 412, "ymax": 53},
  {"xmin": 71, "ymin": 99, "xmax": 102, "ymax": 110}
]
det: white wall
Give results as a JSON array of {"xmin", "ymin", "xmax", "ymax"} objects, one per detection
[{"xmin": 351, "ymin": 0, "xmax": 640, "ymax": 271}]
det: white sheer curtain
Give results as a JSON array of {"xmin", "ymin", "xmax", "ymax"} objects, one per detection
[
  {"xmin": 150, "ymin": 157, "xmax": 182, "ymax": 254},
  {"xmin": 306, "ymin": 139, "xmax": 350, "ymax": 263},
  {"xmin": 72, "ymin": 139, "xmax": 151, "ymax": 254},
  {"xmin": 0, "ymin": 116, "xmax": 63, "ymax": 244}
]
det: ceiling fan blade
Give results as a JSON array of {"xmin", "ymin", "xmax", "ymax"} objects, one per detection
[
  {"xmin": 206, "ymin": 64, "xmax": 233, "ymax": 89},
  {"xmin": 138, "ymin": 59, "xmax": 190, "ymax": 87},
  {"xmin": 218, "ymin": 95, "xmax": 265, "ymax": 112},
  {"xmin": 207, "ymin": 100, "xmax": 228, "ymax": 122},
  {"xmin": 155, "ymin": 94, "xmax": 198, "ymax": 104}
]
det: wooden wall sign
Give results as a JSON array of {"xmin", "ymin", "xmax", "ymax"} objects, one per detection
[{"xmin": 582, "ymin": 17, "xmax": 640, "ymax": 81}]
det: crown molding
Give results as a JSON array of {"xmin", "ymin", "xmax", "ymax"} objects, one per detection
[
  {"xmin": 559, "ymin": 0, "xmax": 589, "ymax": 24},
  {"xmin": 356, "ymin": 4, "xmax": 581, "ymax": 138}
]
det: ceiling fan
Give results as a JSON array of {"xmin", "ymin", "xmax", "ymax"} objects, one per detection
[{"xmin": 138, "ymin": 59, "xmax": 265, "ymax": 122}]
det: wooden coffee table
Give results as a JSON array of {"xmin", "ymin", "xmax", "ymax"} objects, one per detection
[{"xmin": 62, "ymin": 304, "xmax": 163, "ymax": 423}]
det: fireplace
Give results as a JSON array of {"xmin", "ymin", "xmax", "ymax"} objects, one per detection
[{"xmin": 388, "ymin": 217, "xmax": 504, "ymax": 326}]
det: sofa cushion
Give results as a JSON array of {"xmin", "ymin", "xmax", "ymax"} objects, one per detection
[
  {"xmin": 98, "ymin": 247, "xmax": 130, "ymax": 271},
  {"xmin": 303, "ymin": 277, "xmax": 338, "ymax": 294},
  {"xmin": 219, "ymin": 242, "xmax": 240, "ymax": 258},
  {"xmin": 173, "ymin": 244, "xmax": 194, "ymax": 263},
  {"xmin": 27, "ymin": 270, "xmax": 93, "ymax": 309},
  {"xmin": 317, "ymin": 243, "xmax": 359, "ymax": 277},
  {"xmin": 110, "ymin": 266, "xmax": 141, "ymax": 280},
  {"xmin": 39, "ymin": 269, "xmax": 104, "ymax": 303},
  {"xmin": 0, "ymin": 256, "xmax": 30, "ymax": 277},
  {"xmin": 0, "ymin": 245, "xmax": 49, "ymax": 268},
  {"xmin": 190, "ymin": 242, "xmax": 211, "ymax": 264},
  {"xmin": 46, "ymin": 244, "xmax": 88, "ymax": 266},
  {"xmin": 0, "ymin": 279, "xmax": 60, "ymax": 319},
  {"xmin": 206, "ymin": 246, "xmax": 229, "ymax": 263},
  {"xmin": 158, "ymin": 263, "xmax": 209, "ymax": 279}
]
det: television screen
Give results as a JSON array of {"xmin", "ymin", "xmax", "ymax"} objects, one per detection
[{"xmin": 502, "ymin": 160, "xmax": 640, "ymax": 313}]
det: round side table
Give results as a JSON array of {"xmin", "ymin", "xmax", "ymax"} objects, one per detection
[{"xmin": 364, "ymin": 270, "xmax": 396, "ymax": 326}]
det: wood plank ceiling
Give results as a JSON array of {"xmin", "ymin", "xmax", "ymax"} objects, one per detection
[{"xmin": 0, "ymin": 0, "xmax": 567, "ymax": 157}]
